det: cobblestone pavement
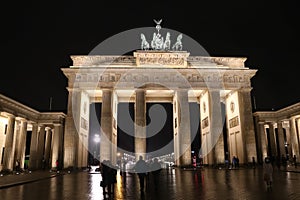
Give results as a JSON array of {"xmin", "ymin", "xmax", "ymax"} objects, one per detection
[
  {"xmin": 0, "ymin": 165, "xmax": 300, "ymax": 200},
  {"xmin": 0, "ymin": 170, "xmax": 64, "ymax": 189}
]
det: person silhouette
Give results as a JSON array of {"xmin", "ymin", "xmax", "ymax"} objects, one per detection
[
  {"xmin": 100, "ymin": 160, "xmax": 109, "ymax": 196},
  {"xmin": 100, "ymin": 160, "xmax": 117, "ymax": 197},
  {"xmin": 133, "ymin": 155, "xmax": 149, "ymax": 192},
  {"xmin": 150, "ymin": 158, "xmax": 162, "ymax": 190},
  {"xmin": 232, "ymin": 156, "xmax": 237, "ymax": 169},
  {"xmin": 55, "ymin": 160, "xmax": 59, "ymax": 171},
  {"xmin": 236, "ymin": 157, "xmax": 240, "ymax": 168},
  {"xmin": 15, "ymin": 159, "xmax": 20, "ymax": 172},
  {"xmin": 263, "ymin": 157, "xmax": 273, "ymax": 191}
]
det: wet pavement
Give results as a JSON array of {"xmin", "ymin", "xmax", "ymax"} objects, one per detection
[{"xmin": 0, "ymin": 165, "xmax": 300, "ymax": 200}]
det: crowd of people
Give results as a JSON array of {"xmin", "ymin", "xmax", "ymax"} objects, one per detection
[
  {"xmin": 98, "ymin": 154, "xmax": 298, "ymax": 197},
  {"xmin": 99, "ymin": 155, "xmax": 162, "ymax": 198},
  {"xmin": 132, "ymin": 156, "xmax": 162, "ymax": 192}
]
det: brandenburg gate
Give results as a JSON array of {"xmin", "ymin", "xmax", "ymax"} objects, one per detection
[{"xmin": 62, "ymin": 50, "xmax": 258, "ymax": 168}]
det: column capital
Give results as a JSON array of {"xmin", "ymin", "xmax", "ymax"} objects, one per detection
[
  {"xmin": 30, "ymin": 122, "xmax": 38, "ymax": 128},
  {"xmin": 207, "ymin": 88, "xmax": 221, "ymax": 92},
  {"xmin": 53, "ymin": 123, "xmax": 62, "ymax": 127},
  {"xmin": 289, "ymin": 116, "xmax": 298, "ymax": 121},
  {"xmin": 101, "ymin": 88, "xmax": 113, "ymax": 92},
  {"xmin": 175, "ymin": 89, "xmax": 189, "ymax": 96},
  {"xmin": 39, "ymin": 124, "xmax": 46, "ymax": 129},
  {"xmin": 277, "ymin": 120, "xmax": 284, "ymax": 126},
  {"xmin": 16, "ymin": 117, "xmax": 28, "ymax": 122},
  {"xmin": 176, "ymin": 87, "xmax": 189, "ymax": 91},
  {"xmin": 2, "ymin": 112, "xmax": 16, "ymax": 119},
  {"xmin": 135, "ymin": 88, "xmax": 146, "ymax": 93},
  {"xmin": 102, "ymin": 89, "xmax": 113, "ymax": 97}
]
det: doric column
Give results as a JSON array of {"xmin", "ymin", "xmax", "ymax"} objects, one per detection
[
  {"xmin": 297, "ymin": 119, "xmax": 300, "ymax": 157},
  {"xmin": 76, "ymin": 135, "xmax": 83, "ymax": 168},
  {"xmin": 173, "ymin": 94, "xmax": 179, "ymax": 166},
  {"xmin": 13, "ymin": 120, "xmax": 21, "ymax": 169},
  {"xmin": 51, "ymin": 124, "xmax": 62, "ymax": 169},
  {"xmin": 37, "ymin": 125, "xmax": 46, "ymax": 169},
  {"xmin": 199, "ymin": 91, "xmax": 210, "ymax": 165},
  {"xmin": 290, "ymin": 118, "xmax": 300, "ymax": 158},
  {"xmin": 135, "ymin": 89, "xmax": 146, "ymax": 161},
  {"xmin": 111, "ymin": 91, "xmax": 118, "ymax": 165},
  {"xmin": 29, "ymin": 123, "xmax": 39, "ymax": 169},
  {"xmin": 268, "ymin": 122, "xmax": 277, "ymax": 158},
  {"xmin": 176, "ymin": 89, "xmax": 192, "ymax": 166},
  {"xmin": 238, "ymin": 89, "xmax": 256, "ymax": 163},
  {"xmin": 284, "ymin": 124, "xmax": 293, "ymax": 160},
  {"xmin": 44, "ymin": 127, "xmax": 52, "ymax": 169},
  {"xmin": 254, "ymin": 114, "xmax": 265, "ymax": 164},
  {"xmin": 277, "ymin": 121, "xmax": 286, "ymax": 158},
  {"xmin": 259, "ymin": 122, "xmax": 268, "ymax": 162},
  {"xmin": 58, "ymin": 124, "xmax": 64, "ymax": 169},
  {"xmin": 100, "ymin": 89, "xmax": 113, "ymax": 162},
  {"xmin": 208, "ymin": 90, "xmax": 224, "ymax": 165},
  {"xmin": 3, "ymin": 114, "xmax": 16, "ymax": 171},
  {"xmin": 18, "ymin": 119, "xmax": 28, "ymax": 169},
  {"xmin": 64, "ymin": 89, "xmax": 80, "ymax": 168}
]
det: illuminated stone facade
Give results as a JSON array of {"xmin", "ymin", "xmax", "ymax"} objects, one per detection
[
  {"xmin": 253, "ymin": 103, "xmax": 300, "ymax": 164},
  {"xmin": 0, "ymin": 94, "xmax": 66, "ymax": 171},
  {"xmin": 2, "ymin": 50, "xmax": 299, "ymax": 170},
  {"xmin": 62, "ymin": 50, "xmax": 258, "ymax": 167}
]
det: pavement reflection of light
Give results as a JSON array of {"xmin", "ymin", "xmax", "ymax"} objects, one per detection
[
  {"xmin": 117, "ymin": 172, "xmax": 122, "ymax": 188},
  {"xmin": 115, "ymin": 171, "xmax": 125, "ymax": 198},
  {"xmin": 169, "ymin": 168, "xmax": 176, "ymax": 185},
  {"xmin": 286, "ymin": 171, "xmax": 293, "ymax": 190},
  {"xmin": 194, "ymin": 172, "xmax": 199, "ymax": 187},
  {"xmin": 89, "ymin": 173, "xmax": 102, "ymax": 200},
  {"xmin": 50, "ymin": 175, "xmax": 56, "ymax": 199},
  {"xmin": 287, "ymin": 171, "xmax": 291, "ymax": 179}
]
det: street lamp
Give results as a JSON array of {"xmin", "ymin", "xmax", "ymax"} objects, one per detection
[
  {"xmin": 94, "ymin": 134, "xmax": 100, "ymax": 143},
  {"xmin": 93, "ymin": 134, "xmax": 100, "ymax": 165}
]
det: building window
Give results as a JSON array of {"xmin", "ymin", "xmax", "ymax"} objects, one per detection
[
  {"xmin": 1, "ymin": 147, "xmax": 4, "ymax": 164},
  {"xmin": 4, "ymin": 124, "xmax": 7, "ymax": 135}
]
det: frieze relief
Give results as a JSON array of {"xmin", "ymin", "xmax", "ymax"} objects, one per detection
[
  {"xmin": 71, "ymin": 56, "xmax": 135, "ymax": 66},
  {"xmin": 73, "ymin": 72, "xmax": 251, "ymax": 85},
  {"xmin": 138, "ymin": 57, "xmax": 185, "ymax": 66},
  {"xmin": 134, "ymin": 51, "xmax": 189, "ymax": 67}
]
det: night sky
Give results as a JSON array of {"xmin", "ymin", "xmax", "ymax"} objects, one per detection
[
  {"xmin": 2, "ymin": 0, "xmax": 299, "ymax": 112},
  {"xmin": 1, "ymin": 1, "xmax": 299, "ymax": 153}
]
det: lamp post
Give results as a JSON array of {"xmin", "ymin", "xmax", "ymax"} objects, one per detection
[{"xmin": 93, "ymin": 134, "xmax": 100, "ymax": 165}]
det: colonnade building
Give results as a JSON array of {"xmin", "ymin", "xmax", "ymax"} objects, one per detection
[
  {"xmin": 254, "ymin": 103, "xmax": 300, "ymax": 164},
  {"xmin": 0, "ymin": 94, "xmax": 66, "ymax": 171}
]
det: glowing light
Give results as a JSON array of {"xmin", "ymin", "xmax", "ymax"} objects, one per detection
[
  {"xmin": 89, "ymin": 173, "xmax": 102, "ymax": 199},
  {"xmin": 94, "ymin": 134, "xmax": 100, "ymax": 143}
]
